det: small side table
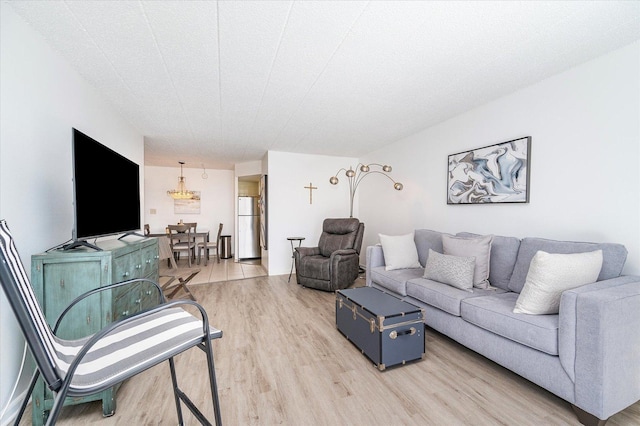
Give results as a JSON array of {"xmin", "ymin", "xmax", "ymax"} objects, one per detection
[{"xmin": 287, "ymin": 237, "xmax": 305, "ymax": 282}]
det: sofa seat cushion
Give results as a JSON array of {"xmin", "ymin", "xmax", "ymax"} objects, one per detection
[
  {"xmin": 460, "ymin": 292, "xmax": 559, "ymax": 355},
  {"xmin": 406, "ymin": 277, "xmax": 506, "ymax": 316},
  {"xmin": 369, "ymin": 266, "xmax": 423, "ymax": 296}
]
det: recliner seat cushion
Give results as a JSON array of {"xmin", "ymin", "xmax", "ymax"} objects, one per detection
[
  {"xmin": 406, "ymin": 277, "xmax": 506, "ymax": 316},
  {"xmin": 461, "ymin": 292, "xmax": 559, "ymax": 355},
  {"xmin": 298, "ymin": 255, "xmax": 330, "ymax": 280}
]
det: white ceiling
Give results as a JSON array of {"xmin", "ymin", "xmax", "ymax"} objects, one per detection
[{"xmin": 7, "ymin": 1, "xmax": 640, "ymax": 170}]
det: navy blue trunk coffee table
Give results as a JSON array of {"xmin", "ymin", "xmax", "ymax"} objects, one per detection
[{"xmin": 336, "ymin": 286, "xmax": 425, "ymax": 370}]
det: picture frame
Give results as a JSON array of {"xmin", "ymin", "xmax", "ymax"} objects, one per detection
[
  {"xmin": 447, "ymin": 136, "xmax": 531, "ymax": 204},
  {"xmin": 174, "ymin": 191, "xmax": 201, "ymax": 214}
]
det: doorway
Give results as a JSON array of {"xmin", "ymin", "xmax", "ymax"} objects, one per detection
[{"xmin": 237, "ymin": 175, "xmax": 262, "ymax": 264}]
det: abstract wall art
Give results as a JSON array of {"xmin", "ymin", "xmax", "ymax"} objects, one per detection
[
  {"xmin": 447, "ymin": 137, "xmax": 531, "ymax": 204},
  {"xmin": 174, "ymin": 191, "xmax": 201, "ymax": 214}
]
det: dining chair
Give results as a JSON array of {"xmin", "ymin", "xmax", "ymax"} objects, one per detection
[
  {"xmin": 198, "ymin": 223, "xmax": 223, "ymax": 266},
  {"xmin": 0, "ymin": 220, "xmax": 223, "ymax": 426},
  {"xmin": 182, "ymin": 222, "xmax": 198, "ymax": 231},
  {"xmin": 168, "ymin": 224, "xmax": 197, "ymax": 267},
  {"xmin": 158, "ymin": 235, "xmax": 200, "ymax": 301}
]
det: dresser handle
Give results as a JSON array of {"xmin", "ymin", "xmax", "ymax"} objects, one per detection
[
  {"xmin": 122, "ymin": 271, "xmax": 130, "ymax": 278},
  {"xmin": 122, "ymin": 310, "xmax": 129, "ymax": 316},
  {"xmin": 87, "ymin": 315, "xmax": 91, "ymax": 325},
  {"xmin": 60, "ymin": 279, "xmax": 64, "ymax": 288},
  {"xmin": 135, "ymin": 298, "xmax": 141, "ymax": 305}
]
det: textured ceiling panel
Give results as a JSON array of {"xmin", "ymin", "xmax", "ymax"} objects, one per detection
[
  {"xmin": 217, "ymin": 0, "xmax": 292, "ymax": 155},
  {"xmin": 143, "ymin": 1, "xmax": 221, "ymax": 144},
  {"xmin": 7, "ymin": 0, "xmax": 640, "ymax": 170},
  {"xmin": 247, "ymin": 0, "xmax": 368, "ymax": 153}
]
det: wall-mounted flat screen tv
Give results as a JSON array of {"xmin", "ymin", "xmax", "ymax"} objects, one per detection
[{"xmin": 67, "ymin": 128, "xmax": 141, "ymax": 250}]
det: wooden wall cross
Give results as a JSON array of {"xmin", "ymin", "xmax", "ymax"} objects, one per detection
[{"xmin": 304, "ymin": 182, "xmax": 317, "ymax": 204}]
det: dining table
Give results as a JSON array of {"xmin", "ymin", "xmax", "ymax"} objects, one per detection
[{"xmin": 149, "ymin": 228, "xmax": 210, "ymax": 266}]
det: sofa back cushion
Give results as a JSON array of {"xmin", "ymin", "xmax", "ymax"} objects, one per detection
[
  {"xmin": 457, "ymin": 232, "xmax": 521, "ymax": 291},
  {"xmin": 508, "ymin": 237, "xmax": 628, "ymax": 293},
  {"xmin": 414, "ymin": 229, "xmax": 447, "ymax": 267}
]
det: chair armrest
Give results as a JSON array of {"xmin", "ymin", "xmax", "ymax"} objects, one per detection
[
  {"xmin": 295, "ymin": 246, "xmax": 320, "ymax": 258},
  {"xmin": 53, "ymin": 278, "xmax": 164, "ymax": 333},
  {"xmin": 366, "ymin": 245, "xmax": 385, "ymax": 287},
  {"xmin": 330, "ymin": 248, "xmax": 357, "ymax": 258},
  {"xmin": 328, "ymin": 249, "xmax": 360, "ymax": 289},
  {"xmin": 559, "ymin": 275, "xmax": 640, "ymax": 420}
]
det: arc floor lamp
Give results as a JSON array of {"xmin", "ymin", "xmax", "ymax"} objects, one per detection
[{"xmin": 329, "ymin": 163, "xmax": 403, "ymax": 218}]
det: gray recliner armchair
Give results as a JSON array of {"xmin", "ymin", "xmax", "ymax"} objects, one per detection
[{"xmin": 294, "ymin": 218, "xmax": 364, "ymax": 291}]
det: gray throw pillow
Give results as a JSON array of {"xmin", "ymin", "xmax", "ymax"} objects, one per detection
[
  {"xmin": 442, "ymin": 234, "xmax": 493, "ymax": 289},
  {"xmin": 423, "ymin": 249, "xmax": 475, "ymax": 292}
]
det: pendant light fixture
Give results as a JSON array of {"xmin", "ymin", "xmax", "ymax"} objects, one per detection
[{"xmin": 167, "ymin": 161, "xmax": 194, "ymax": 200}]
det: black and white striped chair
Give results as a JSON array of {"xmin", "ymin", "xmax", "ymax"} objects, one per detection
[{"xmin": 0, "ymin": 220, "xmax": 223, "ymax": 426}]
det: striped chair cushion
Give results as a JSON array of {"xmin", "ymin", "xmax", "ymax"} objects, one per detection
[{"xmin": 57, "ymin": 307, "xmax": 220, "ymax": 392}]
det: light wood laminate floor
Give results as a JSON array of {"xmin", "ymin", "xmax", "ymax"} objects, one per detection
[
  {"xmin": 19, "ymin": 274, "xmax": 640, "ymax": 425},
  {"xmin": 170, "ymin": 256, "xmax": 268, "ymax": 285}
]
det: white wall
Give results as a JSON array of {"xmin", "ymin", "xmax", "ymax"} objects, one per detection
[
  {"xmin": 0, "ymin": 4, "xmax": 145, "ymax": 423},
  {"xmin": 266, "ymin": 151, "xmax": 358, "ymax": 275},
  {"xmin": 144, "ymin": 165, "xmax": 235, "ymax": 242},
  {"xmin": 359, "ymin": 41, "xmax": 640, "ymax": 275}
]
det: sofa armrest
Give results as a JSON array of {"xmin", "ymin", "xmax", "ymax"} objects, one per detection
[
  {"xmin": 365, "ymin": 245, "xmax": 385, "ymax": 287},
  {"xmin": 559, "ymin": 275, "xmax": 640, "ymax": 420}
]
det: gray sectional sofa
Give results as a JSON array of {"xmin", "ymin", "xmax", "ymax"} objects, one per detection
[{"xmin": 365, "ymin": 229, "xmax": 640, "ymax": 425}]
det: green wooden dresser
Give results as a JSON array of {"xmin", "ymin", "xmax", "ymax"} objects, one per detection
[{"xmin": 30, "ymin": 237, "xmax": 159, "ymax": 425}]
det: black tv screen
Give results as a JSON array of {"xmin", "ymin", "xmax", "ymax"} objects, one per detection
[{"xmin": 72, "ymin": 128, "xmax": 141, "ymax": 242}]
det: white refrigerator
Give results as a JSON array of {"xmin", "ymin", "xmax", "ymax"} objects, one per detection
[{"xmin": 238, "ymin": 196, "xmax": 261, "ymax": 259}]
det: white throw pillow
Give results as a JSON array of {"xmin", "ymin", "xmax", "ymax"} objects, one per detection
[
  {"xmin": 442, "ymin": 234, "xmax": 493, "ymax": 289},
  {"xmin": 423, "ymin": 249, "xmax": 475, "ymax": 292},
  {"xmin": 379, "ymin": 232, "xmax": 421, "ymax": 271},
  {"xmin": 513, "ymin": 250, "xmax": 603, "ymax": 315}
]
